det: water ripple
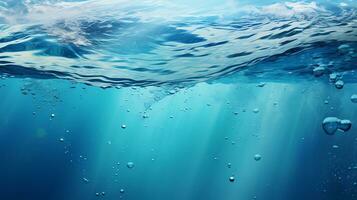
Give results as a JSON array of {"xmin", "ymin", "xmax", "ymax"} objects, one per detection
[{"xmin": 0, "ymin": 0, "xmax": 356, "ymax": 87}]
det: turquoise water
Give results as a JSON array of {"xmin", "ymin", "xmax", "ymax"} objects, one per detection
[{"xmin": 0, "ymin": 0, "xmax": 357, "ymax": 199}]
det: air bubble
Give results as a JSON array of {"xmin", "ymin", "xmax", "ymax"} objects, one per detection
[
  {"xmin": 313, "ymin": 66, "xmax": 325, "ymax": 77},
  {"xmin": 257, "ymin": 82, "xmax": 266, "ymax": 87},
  {"xmin": 339, "ymin": 120, "xmax": 352, "ymax": 132},
  {"xmin": 322, "ymin": 117, "xmax": 352, "ymax": 135},
  {"xmin": 322, "ymin": 117, "xmax": 340, "ymax": 135},
  {"xmin": 351, "ymin": 94, "xmax": 357, "ymax": 103},
  {"xmin": 127, "ymin": 162, "xmax": 135, "ymax": 169},
  {"xmin": 229, "ymin": 176, "xmax": 235, "ymax": 182},
  {"xmin": 329, "ymin": 73, "xmax": 338, "ymax": 82},
  {"xmin": 254, "ymin": 154, "xmax": 262, "ymax": 161},
  {"xmin": 335, "ymin": 80, "xmax": 344, "ymax": 89}
]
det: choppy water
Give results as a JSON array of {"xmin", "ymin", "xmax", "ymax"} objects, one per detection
[
  {"xmin": 0, "ymin": 0, "xmax": 357, "ymax": 86},
  {"xmin": 0, "ymin": 0, "xmax": 357, "ymax": 200}
]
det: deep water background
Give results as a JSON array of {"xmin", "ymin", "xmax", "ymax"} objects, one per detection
[
  {"xmin": 0, "ymin": 0, "xmax": 357, "ymax": 199},
  {"xmin": 0, "ymin": 77, "xmax": 357, "ymax": 200}
]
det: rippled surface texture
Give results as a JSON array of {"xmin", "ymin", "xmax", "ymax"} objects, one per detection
[
  {"xmin": 0, "ymin": 0, "xmax": 356, "ymax": 86},
  {"xmin": 1, "ymin": 1, "xmax": 357, "ymax": 200}
]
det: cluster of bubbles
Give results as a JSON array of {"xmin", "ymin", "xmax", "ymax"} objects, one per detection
[
  {"xmin": 53, "ymin": 125, "xmax": 132, "ymax": 197},
  {"xmin": 312, "ymin": 44, "xmax": 356, "ymax": 89},
  {"xmin": 228, "ymin": 154, "xmax": 262, "ymax": 183},
  {"xmin": 313, "ymin": 44, "xmax": 356, "ymax": 135},
  {"xmin": 313, "ymin": 62, "xmax": 346, "ymax": 90},
  {"xmin": 322, "ymin": 117, "xmax": 352, "ymax": 135}
]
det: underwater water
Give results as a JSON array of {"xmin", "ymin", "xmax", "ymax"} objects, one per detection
[{"xmin": 0, "ymin": 0, "xmax": 357, "ymax": 199}]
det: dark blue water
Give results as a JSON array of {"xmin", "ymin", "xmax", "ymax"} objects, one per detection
[{"xmin": 0, "ymin": 0, "xmax": 357, "ymax": 200}]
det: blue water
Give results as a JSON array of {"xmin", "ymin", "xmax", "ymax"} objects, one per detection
[{"xmin": 0, "ymin": 0, "xmax": 357, "ymax": 199}]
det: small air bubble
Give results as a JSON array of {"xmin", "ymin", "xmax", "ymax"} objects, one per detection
[
  {"xmin": 335, "ymin": 80, "xmax": 344, "ymax": 89},
  {"xmin": 254, "ymin": 154, "xmax": 262, "ymax": 161},
  {"xmin": 127, "ymin": 162, "xmax": 135, "ymax": 169},
  {"xmin": 256, "ymin": 82, "xmax": 266, "ymax": 87},
  {"xmin": 229, "ymin": 176, "xmax": 235, "ymax": 182},
  {"xmin": 351, "ymin": 94, "xmax": 357, "ymax": 103}
]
